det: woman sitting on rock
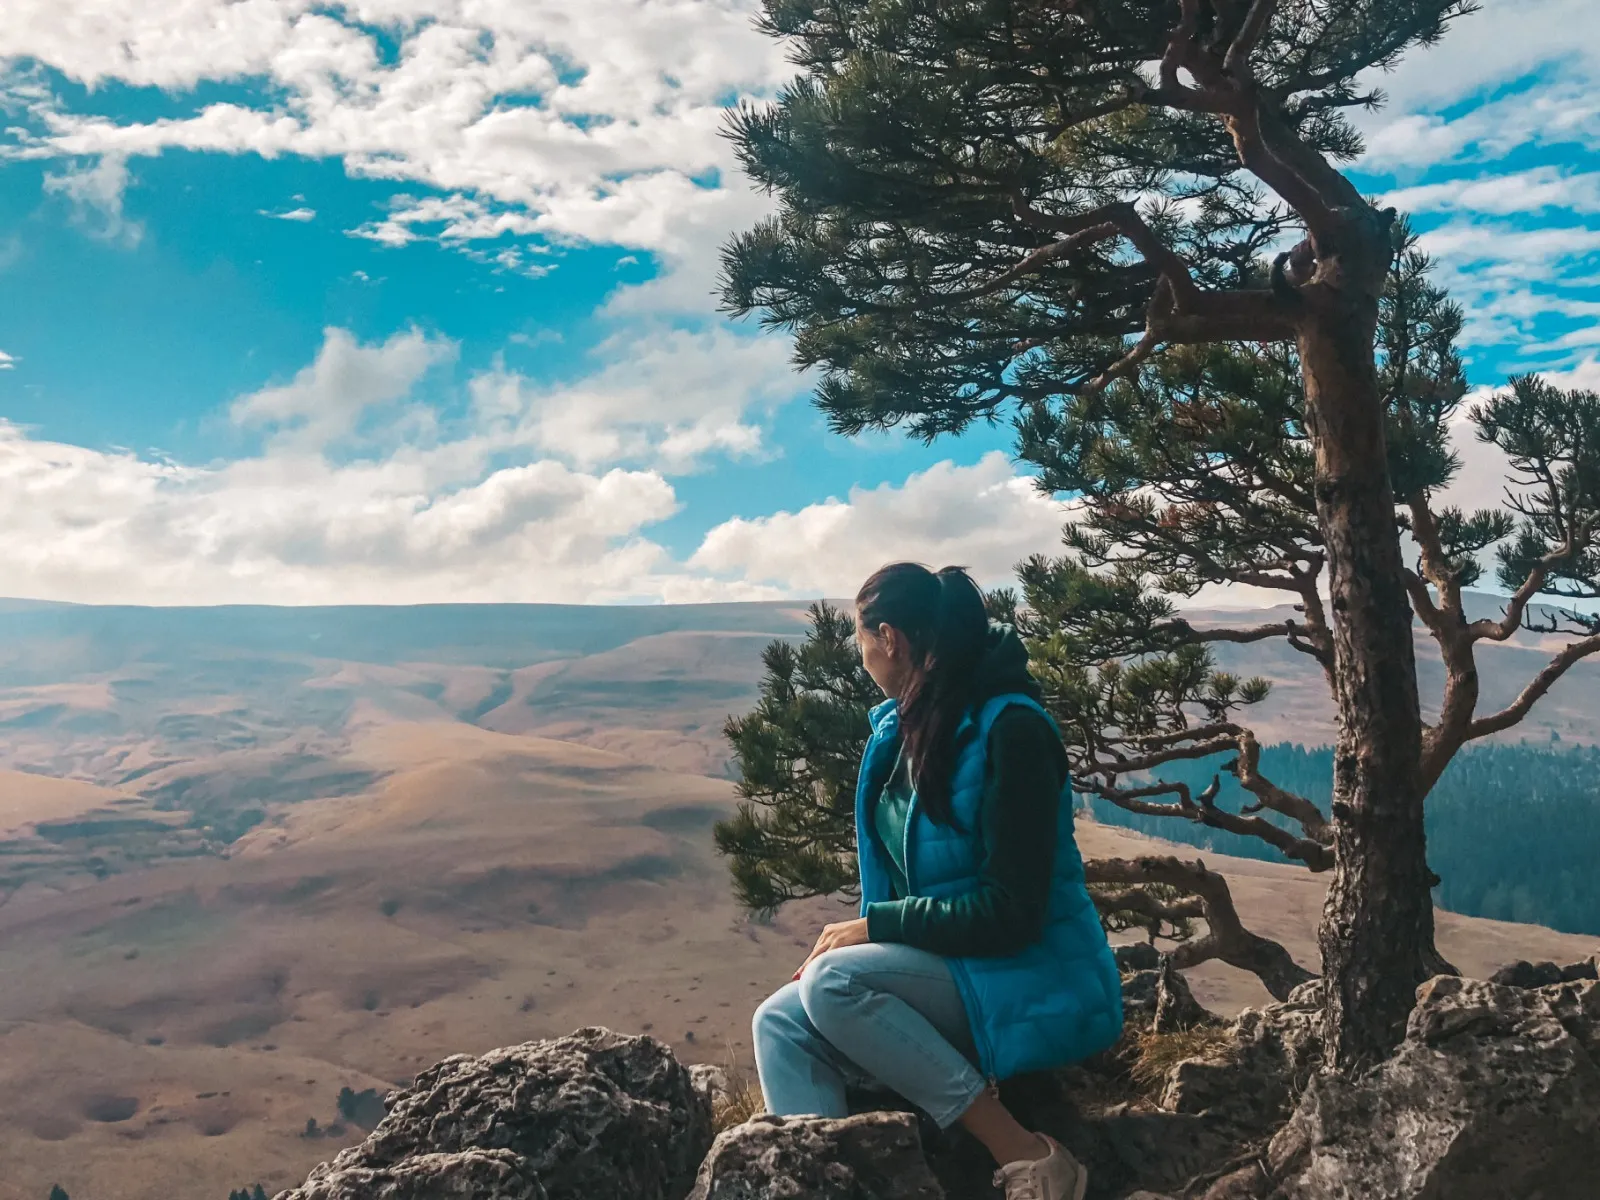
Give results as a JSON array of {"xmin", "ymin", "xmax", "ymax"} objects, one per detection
[{"xmin": 752, "ymin": 562, "xmax": 1123, "ymax": 1200}]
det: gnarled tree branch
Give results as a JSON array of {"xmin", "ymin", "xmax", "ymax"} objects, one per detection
[{"xmin": 1086, "ymin": 855, "xmax": 1317, "ymax": 1001}]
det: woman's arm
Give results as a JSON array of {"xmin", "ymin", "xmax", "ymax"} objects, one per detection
[{"xmin": 865, "ymin": 707, "xmax": 1063, "ymax": 957}]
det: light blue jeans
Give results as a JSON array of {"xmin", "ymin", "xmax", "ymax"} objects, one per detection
[{"xmin": 752, "ymin": 941, "xmax": 990, "ymax": 1129}]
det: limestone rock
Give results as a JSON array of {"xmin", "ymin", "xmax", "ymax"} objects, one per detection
[
  {"xmin": 277, "ymin": 1150, "xmax": 545, "ymax": 1200},
  {"xmin": 1121, "ymin": 968, "xmax": 1162, "ymax": 1025},
  {"xmin": 689, "ymin": 1064, "xmax": 731, "ymax": 1108},
  {"xmin": 1268, "ymin": 976, "xmax": 1600, "ymax": 1199},
  {"xmin": 689, "ymin": 1112, "xmax": 945, "ymax": 1200},
  {"xmin": 1158, "ymin": 983, "xmax": 1322, "ymax": 1128},
  {"xmin": 1491, "ymin": 956, "xmax": 1599, "ymax": 987},
  {"xmin": 283, "ymin": 1027, "xmax": 712, "ymax": 1200},
  {"xmin": 1151, "ymin": 958, "xmax": 1218, "ymax": 1034}
]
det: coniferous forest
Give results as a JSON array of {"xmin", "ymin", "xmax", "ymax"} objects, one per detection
[{"xmin": 1084, "ymin": 741, "xmax": 1600, "ymax": 935}]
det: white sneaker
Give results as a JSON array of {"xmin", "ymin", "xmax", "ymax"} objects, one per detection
[{"xmin": 992, "ymin": 1134, "xmax": 1088, "ymax": 1200}]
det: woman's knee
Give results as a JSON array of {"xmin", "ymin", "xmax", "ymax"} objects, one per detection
[
  {"xmin": 796, "ymin": 949, "xmax": 859, "ymax": 1028},
  {"xmin": 752, "ymin": 983, "xmax": 806, "ymax": 1051}
]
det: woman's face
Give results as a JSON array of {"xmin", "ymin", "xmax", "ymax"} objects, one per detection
[{"xmin": 856, "ymin": 613, "xmax": 917, "ymax": 699}]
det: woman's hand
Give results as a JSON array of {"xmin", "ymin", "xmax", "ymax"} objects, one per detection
[{"xmin": 793, "ymin": 918, "xmax": 871, "ymax": 980}]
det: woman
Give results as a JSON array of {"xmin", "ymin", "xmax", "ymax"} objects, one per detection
[{"xmin": 752, "ymin": 563, "xmax": 1123, "ymax": 1200}]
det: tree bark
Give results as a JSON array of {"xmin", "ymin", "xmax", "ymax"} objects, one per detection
[{"xmin": 1297, "ymin": 239, "xmax": 1439, "ymax": 1070}]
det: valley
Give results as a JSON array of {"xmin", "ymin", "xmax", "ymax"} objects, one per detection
[{"xmin": 0, "ymin": 596, "xmax": 1596, "ymax": 1200}]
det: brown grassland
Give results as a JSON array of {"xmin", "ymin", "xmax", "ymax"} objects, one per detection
[{"xmin": 0, "ymin": 598, "xmax": 1594, "ymax": 1200}]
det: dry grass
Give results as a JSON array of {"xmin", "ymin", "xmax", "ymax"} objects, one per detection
[
  {"xmin": 712, "ymin": 1075, "xmax": 765, "ymax": 1133},
  {"xmin": 709, "ymin": 1041, "xmax": 766, "ymax": 1133},
  {"xmin": 1128, "ymin": 1026, "xmax": 1237, "ymax": 1095}
]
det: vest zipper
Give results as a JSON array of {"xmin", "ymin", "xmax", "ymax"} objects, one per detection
[{"xmin": 898, "ymin": 745, "xmax": 916, "ymax": 897}]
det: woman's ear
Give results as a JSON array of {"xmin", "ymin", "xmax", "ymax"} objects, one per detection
[{"xmin": 878, "ymin": 624, "xmax": 901, "ymax": 659}]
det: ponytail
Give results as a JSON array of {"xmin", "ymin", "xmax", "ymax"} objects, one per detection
[{"xmin": 855, "ymin": 563, "xmax": 989, "ymax": 825}]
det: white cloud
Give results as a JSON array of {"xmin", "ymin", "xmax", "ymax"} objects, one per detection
[
  {"xmin": 0, "ymin": 319, "xmax": 819, "ymax": 605},
  {"xmin": 231, "ymin": 326, "xmax": 456, "ymax": 449},
  {"xmin": 1, "ymin": 0, "xmax": 788, "ymax": 303},
  {"xmin": 40, "ymin": 153, "xmax": 142, "ymax": 245},
  {"xmin": 0, "ymin": 419, "xmax": 687, "ymax": 605},
  {"xmin": 0, "ymin": 350, "xmax": 15, "ymax": 369},
  {"xmin": 471, "ymin": 323, "xmax": 800, "ymax": 471},
  {"xmin": 262, "ymin": 205, "xmax": 317, "ymax": 221},
  {"xmin": 1355, "ymin": 0, "xmax": 1600, "ymax": 167},
  {"xmin": 1360, "ymin": 0, "xmax": 1600, "ymax": 116},
  {"xmin": 1383, "ymin": 168, "xmax": 1600, "ymax": 217},
  {"xmin": 689, "ymin": 453, "xmax": 1070, "ymax": 596}
]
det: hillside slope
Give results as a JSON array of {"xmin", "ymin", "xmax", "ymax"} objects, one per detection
[{"xmin": 1, "ymin": 596, "xmax": 1596, "ymax": 1199}]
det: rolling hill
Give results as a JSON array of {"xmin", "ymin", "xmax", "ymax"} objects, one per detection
[{"xmin": 0, "ymin": 594, "xmax": 1596, "ymax": 1200}]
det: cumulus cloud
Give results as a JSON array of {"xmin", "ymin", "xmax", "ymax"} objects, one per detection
[
  {"xmin": 262, "ymin": 205, "xmax": 317, "ymax": 221},
  {"xmin": 41, "ymin": 153, "xmax": 142, "ymax": 245},
  {"xmin": 1383, "ymin": 168, "xmax": 1600, "ymax": 217},
  {"xmin": 0, "ymin": 350, "xmax": 15, "ymax": 369},
  {"xmin": 1, "ymin": 0, "xmax": 787, "ymax": 300},
  {"xmin": 0, "ymin": 420, "xmax": 685, "ymax": 605},
  {"xmin": 689, "ymin": 453, "xmax": 1072, "ymax": 596},
  {"xmin": 231, "ymin": 326, "xmax": 457, "ymax": 449},
  {"xmin": 0, "ymin": 319, "xmax": 818, "ymax": 605},
  {"xmin": 0, "ymin": 323, "xmax": 701, "ymax": 605},
  {"xmin": 1414, "ymin": 222, "xmax": 1600, "ymax": 357},
  {"xmin": 470, "ymin": 323, "xmax": 800, "ymax": 471}
]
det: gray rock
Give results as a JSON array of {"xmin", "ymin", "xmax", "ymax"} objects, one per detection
[
  {"xmin": 1116, "ymin": 942, "xmax": 1163, "ymax": 973},
  {"xmin": 284, "ymin": 1027, "xmax": 712, "ymax": 1200},
  {"xmin": 1152, "ymin": 958, "xmax": 1217, "ymax": 1034},
  {"xmin": 1562, "ymin": 957, "xmax": 1600, "ymax": 983},
  {"xmin": 689, "ymin": 1063, "xmax": 731, "ymax": 1108},
  {"xmin": 1267, "ymin": 976, "xmax": 1600, "ymax": 1199},
  {"xmin": 1121, "ymin": 969, "xmax": 1163, "ymax": 1026},
  {"xmin": 277, "ymin": 1150, "xmax": 545, "ymax": 1200},
  {"xmin": 1545, "ymin": 977, "xmax": 1600, "ymax": 1052},
  {"xmin": 1489, "ymin": 959, "xmax": 1566, "ymax": 988},
  {"xmin": 688, "ymin": 1112, "xmax": 945, "ymax": 1200},
  {"xmin": 1159, "ymin": 984, "xmax": 1322, "ymax": 1128},
  {"xmin": 1489, "ymin": 956, "xmax": 1600, "ymax": 987}
]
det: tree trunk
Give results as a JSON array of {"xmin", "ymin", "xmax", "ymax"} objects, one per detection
[{"xmin": 1298, "ymin": 252, "xmax": 1438, "ymax": 1070}]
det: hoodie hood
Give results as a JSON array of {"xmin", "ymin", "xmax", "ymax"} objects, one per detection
[{"xmin": 971, "ymin": 622, "xmax": 1043, "ymax": 704}]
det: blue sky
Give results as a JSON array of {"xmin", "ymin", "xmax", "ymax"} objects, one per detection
[{"xmin": 1, "ymin": 0, "xmax": 1598, "ymax": 605}]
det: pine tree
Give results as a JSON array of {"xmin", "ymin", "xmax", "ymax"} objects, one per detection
[
  {"xmin": 718, "ymin": 603, "xmax": 881, "ymax": 912},
  {"xmin": 719, "ymin": 600, "xmax": 1281, "ymax": 978},
  {"xmin": 48, "ymin": 1187, "xmax": 69, "ymax": 1200},
  {"xmin": 718, "ymin": 0, "xmax": 1600, "ymax": 1067}
]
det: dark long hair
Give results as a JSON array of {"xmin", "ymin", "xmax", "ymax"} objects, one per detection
[{"xmin": 856, "ymin": 562, "xmax": 989, "ymax": 826}]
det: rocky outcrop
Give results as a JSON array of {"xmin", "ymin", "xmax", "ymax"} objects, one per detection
[
  {"xmin": 1121, "ymin": 956, "xmax": 1219, "ymax": 1033},
  {"xmin": 1489, "ymin": 955, "xmax": 1598, "ymax": 988},
  {"xmin": 1263, "ymin": 975, "xmax": 1600, "ymax": 1199},
  {"xmin": 277, "ymin": 962, "xmax": 1600, "ymax": 1200},
  {"xmin": 1152, "ymin": 958, "xmax": 1220, "ymax": 1035},
  {"xmin": 278, "ymin": 1027, "xmax": 711, "ymax": 1200},
  {"xmin": 279, "ymin": 1150, "xmax": 545, "ymax": 1200},
  {"xmin": 1158, "ymin": 981, "xmax": 1322, "ymax": 1128},
  {"xmin": 690, "ymin": 1112, "xmax": 946, "ymax": 1200}
]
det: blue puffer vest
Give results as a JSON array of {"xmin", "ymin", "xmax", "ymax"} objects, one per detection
[{"xmin": 854, "ymin": 692, "xmax": 1123, "ymax": 1082}]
